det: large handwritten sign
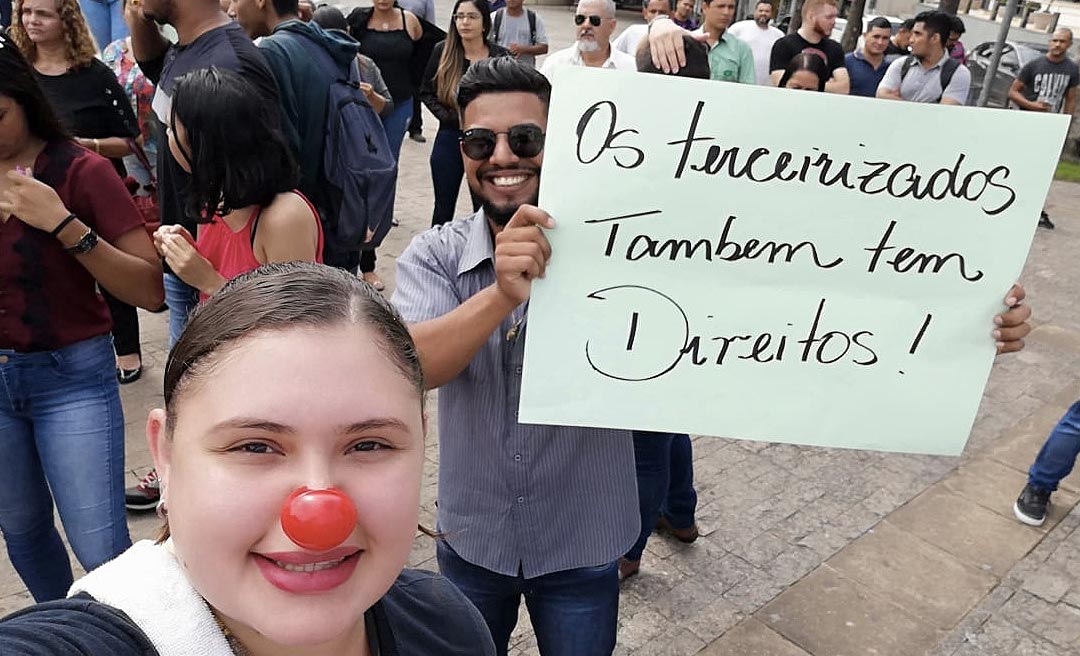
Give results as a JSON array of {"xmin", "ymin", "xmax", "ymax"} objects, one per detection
[{"xmin": 518, "ymin": 66, "xmax": 1068, "ymax": 456}]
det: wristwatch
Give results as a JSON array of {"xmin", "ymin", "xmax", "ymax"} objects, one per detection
[{"xmin": 65, "ymin": 228, "xmax": 99, "ymax": 256}]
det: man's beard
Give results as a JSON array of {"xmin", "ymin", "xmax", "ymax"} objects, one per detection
[
  {"xmin": 483, "ymin": 190, "xmax": 540, "ymax": 227},
  {"xmin": 756, "ymin": 15, "xmax": 768, "ymax": 26},
  {"xmin": 577, "ymin": 38, "xmax": 601, "ymax": 53}
]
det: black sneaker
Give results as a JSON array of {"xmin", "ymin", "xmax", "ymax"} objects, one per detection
[
  {"xmin": 1038, "ymin": 211, "xmax": 1055, "ymax": 230},
  {"xmin": 408, "ymin": 130, "xmax": 426, "ymax": 143},
  {"xmin": 1014, "ymin": 484, "xmax": 1051, "ymax": 526},
  {"xmin": 125, "ymin": 469, "xmax": 161, "ymax": 511}
]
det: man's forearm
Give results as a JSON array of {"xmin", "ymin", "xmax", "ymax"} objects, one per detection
[
  {"xmin": 825, "ymin": 75, "xmax": 849, "ymax": 94},
  {"xmin": 410, "ymin": 285, "xmax": 520, "ymax": 390},
  {"xmin": 129, "ymin": 14, "xmax": 169, "ymax": 65}
]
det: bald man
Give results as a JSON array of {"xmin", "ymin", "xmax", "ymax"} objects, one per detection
[{"xmin": 1009, "ymin": 28, "xmax": 1078, "ymax": 229}]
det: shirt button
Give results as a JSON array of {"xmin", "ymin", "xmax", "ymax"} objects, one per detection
[
  {"xmin": 515, "ymin": 366, "xmax": 522, "ymax": 374},
  {"xmin": 516, "ymin": 496, "xmax": 525, "ymax": 504},
  {"xmin": 514, "ymin": 454, "xmax": 522, "ymax": 462}
]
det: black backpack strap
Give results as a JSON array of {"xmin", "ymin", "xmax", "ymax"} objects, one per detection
[
  {"xmin": 899, "ymin": 54, "xmax": 918, "ymax": 82},
  {"xmin": 527, "ymin": 8, "xmax": 536, "ymax": 44},
  {"xmin": 492, "ymin": 8, "xmax": 503, "ymax": 42},
  {"xmin": 938, "ymin": 56, "xmax": 960, "ymax": 101}
]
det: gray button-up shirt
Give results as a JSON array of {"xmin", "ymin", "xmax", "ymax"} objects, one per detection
[{"xmin": 392, "ymin": 211, "xmax": 639, "ymax": 579}]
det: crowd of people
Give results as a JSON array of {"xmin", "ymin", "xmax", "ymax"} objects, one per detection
[{"xmin": 0, "ymin": 0, "xmax": 1058, "ymax": 652}]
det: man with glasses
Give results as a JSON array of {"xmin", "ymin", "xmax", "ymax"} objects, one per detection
[
  {"xmin": 393, "ymin": 57, "xmax": 636, "ymax": 654},
  {"xmin": 539, "ymin": 0, "xmax": 634, "ymax": 75}
]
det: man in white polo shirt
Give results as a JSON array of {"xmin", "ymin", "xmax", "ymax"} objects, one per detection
[{"xmin": 540, "ymin": 0, "xmax": 635, "ymax": 75}]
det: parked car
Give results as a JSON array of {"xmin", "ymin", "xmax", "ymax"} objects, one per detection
[{"xmin": 966, "ymin": 40, "xmax": 1049, "ymax": 107}]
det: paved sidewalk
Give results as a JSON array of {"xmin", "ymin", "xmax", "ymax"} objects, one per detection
[{"xmin": 3, "ymin": 4, "xmax": 1080, "ymax": 655}]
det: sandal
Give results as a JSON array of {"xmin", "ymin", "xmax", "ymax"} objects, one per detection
[
  {"xmin": 362, "ymin": 272, "xmax": 385, "ymax": 292},
  {"xmin": 117, "ymin": 366, "xmax": 142, "ymax": 385}
]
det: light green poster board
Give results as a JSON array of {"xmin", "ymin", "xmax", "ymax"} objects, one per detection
[{"xmin": 518, "ymin": 66, "xmax": 1068, "ymax": 456}]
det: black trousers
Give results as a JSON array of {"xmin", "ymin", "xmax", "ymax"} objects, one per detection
[
  {"xmin": 101, "ymin": 289, "xmax": 141, "ymax": 358},
  {"xmin": 408, "ymin": 97, "xmax": 423, "ymax": 134}
]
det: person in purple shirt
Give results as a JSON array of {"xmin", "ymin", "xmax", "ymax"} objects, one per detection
[
  {"xmin": 947, "ymin": 14, "xmax": 966, "ymax": 65},
  {"xmin": 672, "ymin": 0, "xmax": 697, "ymax": 30}
]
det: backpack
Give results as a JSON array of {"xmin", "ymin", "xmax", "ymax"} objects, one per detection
[
  {"xmin": 899, "ymin": 54, "xmax": 960, "ymax": 103},
  {"xmin": 294, "ymin": 34, "xmax": 398, "ymax": 252},
  {"xmin": 490, "ymin": 8, "xmax": 537, "ymax": 46}
]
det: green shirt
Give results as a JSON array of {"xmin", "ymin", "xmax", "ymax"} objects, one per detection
[{"xmin": 699, "ymin": 29, "xmax": 756, "ymax": 84}]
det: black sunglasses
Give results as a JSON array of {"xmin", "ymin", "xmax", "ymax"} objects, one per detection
[
  {"xmin": 460, "ymin": 125, "xmax": 546, "ymax": 161},
  {"xmin": 574, "ymin": 14, "xmax": 603, "ymax": 26}
]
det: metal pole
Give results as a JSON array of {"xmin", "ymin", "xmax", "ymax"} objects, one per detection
[{"xmin": 977, "ymin": 0, "xmax": 1019, "ymax": 107}]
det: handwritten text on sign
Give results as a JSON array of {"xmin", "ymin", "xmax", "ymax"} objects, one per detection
[{"xmin": 518, "ymin": 67, "xmax": 1068, "ymax": 456}]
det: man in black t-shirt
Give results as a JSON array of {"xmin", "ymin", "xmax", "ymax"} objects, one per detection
[
  {"xmin": 1009, "ymin": 28, "xmax": 1079, "ymax": 230},
  {"xmin": 768, "ymin": 0, "xmax": 848, "ymax": 94},
  {"xmin": 122, "ymin": 0, "xmax": 280, "ymax": 510},
  {"xmin": 885, "ymin": 18, "xmax": 913, "ymax": 56}
]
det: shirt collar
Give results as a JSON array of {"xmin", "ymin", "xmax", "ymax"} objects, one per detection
[
  {"xmin": 927, "ymin": 50, "xmax": 951, "ymax": 70},
  {"xmin": 573, "ymin": 44, "xmax": 622, "ymax": 69},
  {"xmin": 458, "ymin": 209, "xmax": 495, "ymax": 277}
]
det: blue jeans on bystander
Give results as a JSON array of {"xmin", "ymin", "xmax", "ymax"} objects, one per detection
[
  {"xmin": 437, "ymin": 541, "xmax": 619, "ymax": 656},
  {"xmin": 164, "ymin": 272, "xmax": 199, "ymax": 349},
  {"xmin": 625, "ymin": 431, "xmax": 697, "ymax": 562},
  {"xmin": 1028, "ymin": 399, "xmax": 1080, "ymax": 492},
  {"xmin": 79, "ymin": 0, "xmax": 127, "ymax": 50},
  {"xmin": 380, "ymin": 95, "xmax": 411, "ymax": 164},
  {"xmin": 0, "ymin": 334, "xmax": 131, "ymax": 602}
]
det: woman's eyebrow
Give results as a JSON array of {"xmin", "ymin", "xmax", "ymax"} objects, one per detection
[{"xmin": 207, "ymin": 417, "xmax": 411, "ymax": 435}]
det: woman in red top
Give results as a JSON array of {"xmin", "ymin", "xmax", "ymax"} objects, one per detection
[{"xmin": 153, "ymin": 67, "xmax": 323, "ymax": 299}]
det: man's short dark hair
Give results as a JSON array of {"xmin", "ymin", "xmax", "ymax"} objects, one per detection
[
  {"xmin": 866, "ymin": 16, "xmax": 891, "ymax": 32},
  {"xmin": 914, "ymin": 11, "xmax": 951, "ymax": 47},
  {"xmin": 949, "ymin": 14, "xmax": 965, "ymax": 34},
  {"xmin": 899, "ymin": 18, "xmax": 915, "ymax": 31},
  {"xmin": 756, "ymin": 0, "xmax": 773, "ymax": 8},
  {"xmin": 458, "ymin": 57, "xmax": 552, "ymax": 117},
  {"xmin": 271, "ymin": 0, "xmax": 299, "ymax": 17},
  {"xmin": 636, "ymin": 35, "xmax": 710, "ymax": 79},
  {"xmin": 312, "ymin": 4, "xmax": 348, "ymax": 31}
]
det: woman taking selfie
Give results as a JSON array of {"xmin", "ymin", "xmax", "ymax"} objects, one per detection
[
  {"xmin": 0, "ymin": 34, "xmax": 162, "ymax": 603},
  {"xmin": 419, "ymin": 0, "xmax": 506, "ymax": 226},
  {"xmin": 0, "ymin": 262, "xmax": 495, "ymax": 655}
]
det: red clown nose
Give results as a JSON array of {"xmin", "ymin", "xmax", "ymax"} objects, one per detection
[{"xmin": 280, "ymin": 487, "xmax": 358, "ymax": 551}]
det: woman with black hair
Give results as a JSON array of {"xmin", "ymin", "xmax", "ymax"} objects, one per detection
[
  {"xmin": 419, "ymin": 0, "xmax": 507, "ymax": 226},
  {"xmin": 780, "ymin": 51, "xmax": 829, "ymax": 91},
  {"xmin": 0, "ymin": 32, "xmax": 163, "ymax": 602},
  {"xmin": 13, "ymin": 0, "xmax": 149, "ymax": 383},
  {"xmin": 153, "ymin": 67, "xmax": 323, "ymax": 300}
]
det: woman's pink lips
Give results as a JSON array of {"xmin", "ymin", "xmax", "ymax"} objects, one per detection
[
  {"xmin": 257, "ymin": 545, "xmax": 360, "ymax": 565},
  {"xmin": 254, "ymin": 551, "xmax": 361, "ymax": 594}
]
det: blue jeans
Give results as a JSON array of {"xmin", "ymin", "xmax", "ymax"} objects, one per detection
[
  {"xmin": 380, "ymin": 96, "xmax": 411, "ymax": 164},
  {"xmin": 625, "ymin": 431, "xmax": 697, "ymax": 562},
  {"xmin": 79, "ymin": 0, "xmax": 127, "ymax": 50},
  {"xmin": 430, "ymin": 128, "xmax": 466, "ymax": 227},
  {"xmin": 1029, "ymin": 400, "xmax": 1080, "ymax": 492},
  {"xmin": 0, "ymin": 335, "xmax": 131, "ymax": 602},
  {"xmin": 436, "ymin": 542, "xmax": 619, "ymax": 656},
  {"xmin": 163, "ymin": 272, "xmax": 199, "ymax": 349}
]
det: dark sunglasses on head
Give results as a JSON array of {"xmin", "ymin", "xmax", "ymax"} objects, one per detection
[
  {"xmin": 460, "ymin": 125, "xmax": 546, "ymax": 161},
  {"xmin": 574, "ymin": 14, "xmax": 603, "ymax": 26}
]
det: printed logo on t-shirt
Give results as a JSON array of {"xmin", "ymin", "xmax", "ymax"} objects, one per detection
[
  {"xmin": 1033, "ymin": 72, "xmax": 1072, "ymax": 113},
  {"xmin": 801, "ymin": 47, "xmax": 828, "ymax": 64}
]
